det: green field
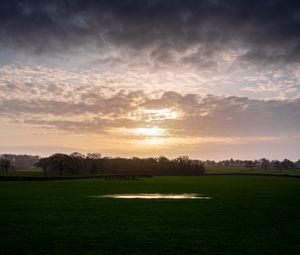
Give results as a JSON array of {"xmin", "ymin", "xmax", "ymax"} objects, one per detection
[{"xmin": 0, "ymin": 176, "xmax": 299, "ymax": 254}]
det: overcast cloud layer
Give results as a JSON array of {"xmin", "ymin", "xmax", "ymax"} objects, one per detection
[
  {"xmin": 1, "ymin": 1, "xmax": 300, "ymax": 98},
  {"xmin": 1, "ymin": 0, "xmax": 300, "ymax": 63}
]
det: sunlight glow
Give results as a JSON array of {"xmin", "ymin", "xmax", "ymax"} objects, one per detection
[
  {"xmin": 144, "ymin": 137, "xmax": 166, "ymax": 145},
  {"xmin": 134, "ymin": 126, "xmax": 166, "ymax": 136}
]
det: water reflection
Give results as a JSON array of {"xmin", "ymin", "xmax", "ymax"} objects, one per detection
[{"xmin": 90, "ymin": 193, "xmax": 211, "ymax": 199}]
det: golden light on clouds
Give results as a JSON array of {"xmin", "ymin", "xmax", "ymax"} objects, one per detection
[
  {"xmin": 127, "ymin": 108, "xmax": 179, "ymax": 145},
  {"xmin": 138, "ymin": 108, "xmax": 180, "ymax": 122},
  {"xmin": 1, "ymin": 68, "xmax": 299, "ymax": 159},
  {"xmin": 128, "ymin": 108, "xmax": 178, "ymax": 145}
]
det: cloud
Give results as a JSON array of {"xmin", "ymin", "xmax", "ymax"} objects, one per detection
[
  {"xmin": 242, "ymin": 83, "xmax": 282, "ymax": 93},
  {"xmin": 1, "ymin": 0, "xmax": 300, "ymax": 66},
  {"xmin": 1, "ymin": 73, "xmax": 300, "ymax": 139}
]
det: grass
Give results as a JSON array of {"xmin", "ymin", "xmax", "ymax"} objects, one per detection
[
  {"xmin": 0, "ymin": 176, "xmax": 299, "ymax": 254},
  {"xmin": 0, "ymin": 166, "xmax": 43, "ymax": 176},
  {"xmin": 0, "ymin": 171, "xmax": 43, "ymax": 176}
]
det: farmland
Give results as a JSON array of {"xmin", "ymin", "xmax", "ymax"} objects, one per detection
[{"xmin": 0, "ymin": 176, "xmax": 299, "ymax": 254}]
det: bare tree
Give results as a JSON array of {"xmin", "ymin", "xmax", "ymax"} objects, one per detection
[{"xmin": 0, "ymin": 155, "xmax": 11, "ymax": 173}]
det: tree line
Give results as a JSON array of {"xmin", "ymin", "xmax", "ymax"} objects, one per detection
[
  {"xmin": 0, "ymin": 154, "xmax": 39, "ymax": 171},
  {"xmin": 2, "ymin": 153, "xmax": 300, "ymax": 175},
  {"xmin": 204, "ymin": 158, "xmax": 300, "ymax": 171},
  {"xmin": 33, "ymin": 153, "xmax": 205, "ymax": 176}
]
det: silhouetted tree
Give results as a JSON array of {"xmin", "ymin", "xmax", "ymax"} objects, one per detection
[
  {"xmin": 192, "ymin": 160, "xmax": 206, "ymax": 175},
  {"xmin": 86, "ymin": 153, "xmax": 102, "ymax": 159},
  {"xmin": 35, "ymin": 157, "xmax": 50, "ymax": 175},
  {"xmin": 245, "ymin": 160, "xmax": 255, "ymax": 170},
  {"xmin": 260, "ymin": 158, "xmax": 270, "ymax": 170},
  {"xmin": 69, "ymin": 152, "xmax": 85, "ymax": 175},
  {"xmin": 271, "ymin": 160, "xmax": 282, "ymax": 171},
  {"xmin": 0, "ymin": 155, "xmax": 11, "ymax": 173},
  {"xmin": 295, "ymin": 159, "xmax": 300, "ymax": 169},
  {"xmin": 86, "ymin": 153, "xmax": 102, "ymax": 174},
  {"xmin": 280, "ymin": 159, "xmax": 295, "ymax": 170},
  {"xmin": 48, "ymin": 153, "xmax": 70, "ymax": 176},
  {"xmin": 33, "ymin": 153, "xmax": 206, "ymax": 176},
  {"xmin": 174, "ymin": 156, "xmax": 192, "ymax": 174}
]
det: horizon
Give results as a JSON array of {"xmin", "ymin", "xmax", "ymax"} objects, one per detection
[
  {"xmin": 1, "ymin": 0, "xmax": 300, "ymax": 160},
  {"xmin": 0, "ymin": 149, "xmax": 299, "ymax": 162}
]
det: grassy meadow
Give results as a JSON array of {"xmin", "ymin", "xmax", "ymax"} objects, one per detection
[{"xmin": 0, "ymin": 176, "xmax": 299, "ymax": 254}]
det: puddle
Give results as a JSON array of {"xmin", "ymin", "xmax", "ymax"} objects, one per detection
[{"xmin": 89, "ymin": 193, "xmax": 211, "ymax": 199}]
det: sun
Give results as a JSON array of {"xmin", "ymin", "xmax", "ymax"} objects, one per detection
[
  {"xmin": 131, "ymin": 126, "xmax": 168, "ymax": 145},
  {"xmin": 128, "ymin": 107, "xmax": 178, "ymax": 145},
  {"xmin": 133, "ymin": 126, "xmax": 166, "ymax": 136}
]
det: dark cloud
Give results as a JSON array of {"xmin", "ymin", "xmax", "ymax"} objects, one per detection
[{"xmin": 1, "ymin": 0, "xmax": 300, "ymax": 63}]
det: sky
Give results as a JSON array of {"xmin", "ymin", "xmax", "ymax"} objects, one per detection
[{"xmin": 0, "ymin": 0, "xmax": 300, "ymax": 160}]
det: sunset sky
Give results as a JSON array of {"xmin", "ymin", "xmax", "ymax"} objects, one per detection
[{"xmin": 1, "ymin": 0, "xmax": 300, "ymax": 160}]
